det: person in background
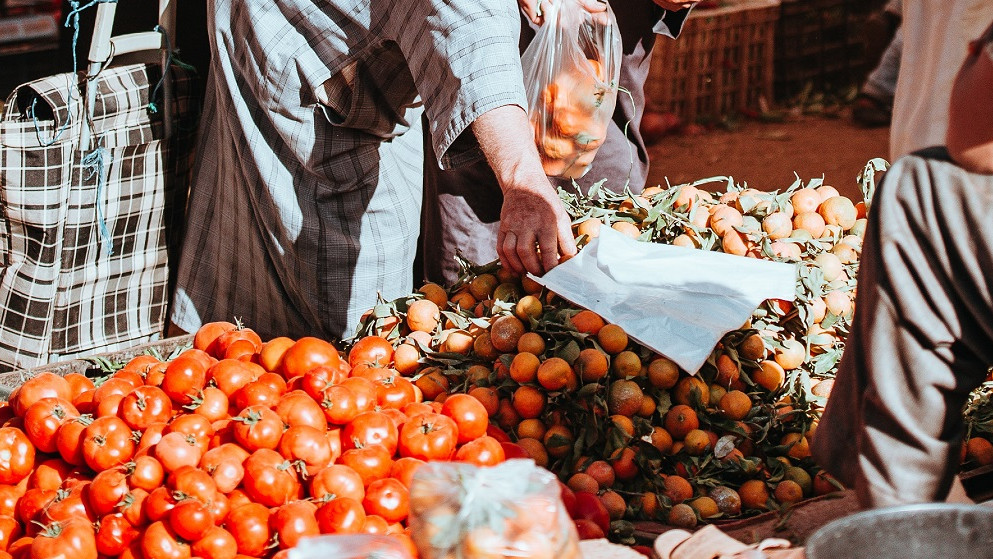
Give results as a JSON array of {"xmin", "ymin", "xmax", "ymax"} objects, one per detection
[
  {"xmin": 889, "ymin": 0, "xmax": 993, "ymax": 159},
  {"xmin": 169, "ymin": 0, "xmax": 578, "ymax": 342},
  {"xmin": 852, "ymin": 0, "xmax": 901, "ymax": 128},
  {"xmin": 418, "ymin": 0, "xmax": 698, "ymax": 286},
  {"xmin": 811, "ymin": 21, "xmax": 993, "ymax": 508}
]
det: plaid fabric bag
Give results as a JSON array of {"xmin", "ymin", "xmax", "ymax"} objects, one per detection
[{"xmin": 0, "ymin": 62, "xmax": 198, "ymax": 372}]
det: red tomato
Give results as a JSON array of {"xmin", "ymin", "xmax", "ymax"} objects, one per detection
[
  {"xmin": 300, "ymin": 366, "xmax": 346, "ymax": 402},
  {"xmin": 342, "ymin": 411, "xmax": 398, "ymax": 455},
  {"xmin": 309, "ymin": 464, "xmax": 365, "ymax": 503},
  {"xmin": 140, "ymin": 520, "xmax": 191, "ymax": 559},
  {"xmin": 242, "ymin": 449, "xmax": 301, "ymax": 508},
  {"xmin": 231, "ymin": 406, "xmax": 283, "ymax": 452},
  {"xmin": 0, "ymin": 513, "xmax": 21, "ymax": 552},
  {"xmin": 206, "ymin": 457, "xmax": 245, "ymax": 496},
  {"xmin": 388, "ymin": 457, "xmax": 425, "ymax": 490},
  {"xmin": 144, "ymin": 362, "xmax": 169, "ymax": 388},
  {"xmin": 320, "ymin": 385, "xmax": 359, "ymax": 425},
  {"xmin": 224, "ymin": 339, "xmax": 259, "ymax": 361},
  {"xmin": 136, "ymin": 421, "xmax": 169, "ymax": 455},
  {"xmin": 455, "ymin": 435, "xmax": 506, "ymax": 467},
  {"xmin": 128, "ymin": 455, "xmax": 165, "ymax": 492},
  {"xmin": 8, "ymin": 536, "xmax": 32, "ymax": 559},
  {"xmin": 268, "ymin": 500, "xmax": 318, "ymax": 549},
  {"xmin": 360, "ymin": 514, "xmax": 390, "ymax": 535},
  {"xmin": 397, "ymin": 413, "xmax": 458, "ymax": 461},
  {"xmin": 168, "ymin": 499, "xmax": 214, "ymax": 542},
  {"xmin": 223, "ymin": 502, "xmax": 270, "ymax": 558},
  {"xmin": 254, "ymin": 372, "xmax": 288, "ymax": 396},
  {"xmin": 95, "ymin": 513, "xmax": 138, "ymax": 557},
  {"xmin": 501, "ymin": 442, "xmax": 530, "ymax": 460},
  {"xmin": 442, "ymin": 393, "xmax": 489, "ymax": 444},
  {"xmin": 315, "ymin": 497, "xmax": 366, "ymax": 535},
  {"xmin": 161, "ymin": 356, "xmax": 208, "ymax": 406},
  {"xmin": 277, "ymin": 425, "xmax": 332, "ymax": 477},
  {"xmin": 144, "ymin": 487, "xmax": 178, "ymax": 523},
  {"xmin": 15, "ymin": 488, "xmax": 53, "ymax": 530},
  {"xmin": 258, "ymin": 337, "xmax": 294, "ymax": 373},
  {"xmin": 281, "ymin": 337, "xmax": 341, "ymax": 378},
  {"xmin": 401, "ymin": 402, "xmax": 433, "ymax": 419},
  {"xmin": 192, "ymin": 526, "xmax": 238, "ymax": 559},
  {"xmin": 0, "ymin": 486, "xmax": 21, "ymax": 517},
  {"xmin": 338, "ymin": 377, "xmax": 377, "ymax": 414},
  {"xmin": 118, "ymin": 386, "xmax": 173, "ymax": 430},
  {"xmin": 11, "ymin": 372, "xmax": 70, "ymax": 417},
  {"xmin": 486, "ymin": 424, "xmax": 512, "ymax": 443},
  {"xmin": 167, "ymin": 466, "xmax": 218, "ymax": 504},
  {"xmin": 206, "ymin": 360, "xmax": 262, "ymax": 398},
  {"xmin": 194, "ymin": 321, "xmax": 237, "ymax": 355},
  {"xmin": 0, "ymin": 428, "xmax": 34, "ymax": 485},
  {"xmin": 87, "ymin": 469, "xmax": 129, "ymax": 516},
  {"xmin": 119, "ymin": 488, "xmax": 148, "ymax": 527},
  {"xmin": 26, "ymin": 459, "xmax": 73, "ymax": 493},
  {"xmin": 63, "ymin": 373, "xmax": 95, "ymax": 401},
  {"xmin": 112, "ymin": 370, "xmax": 145, "ymax": 391},
  {"xmin": 154, "ymin": 432, "xmax": 203, "ymax": 473},
  {"xmin": 188, "ymin": 387, "xmax": 229, "ymax": 423},
  {"xmin": 361, "ymin": 478, "xmax": 409, "ymax": 524},
  {"xmin": 199, "ymin": 444, "xmax": 250, "ymax": 473},
  {"xmin": 338, "ymin": 447, "xmax": 392, "ymax": 487},
  {"xmin": 82, "ymin": 416, "xmax": 137, "ymax": 471},
  {"xmin": 23, "ymin": 398, "xmax": 78, "ymax": 454},
  {"xmin": 232, "ymin": 380, "xmax": 280, "ymax": 410},
  {"xmin": 208, "ymin": 492, "xmax": 229, "ymax": 525},
  {"xmin": 374, "ymin": 375, "xmax": 417, "ymax": 410},
  {"xmin": 165, "ymin": 414, "xmax": 214, "ymax": 450},
  {"xmin": 214, "ymin": 328, "xmax": 263, "ymax": 359},
  {"xmin": 30, "ymin": 517, "xmax": 96, "ymax": 559},
  {"xmin": 573, "ymin": 491, "xmax": 610, "ymax": 534},
  {"xmin": 349, "ymin": 364, "xmax": 392, "ymax": 383},
  {"xmin": 273, "ymin": 391, "xmax": 327, "ymax": 431},
  {"xmin": 95, "ymin": 393, "xmax": 126, "ymax": 419},
  {"xmin": 44, "ymin": 482, "xmax": 90, "ymax": 523},
  {"xmin": 348, "ymin": 336, "xmax": 394, "ymax": 368}
]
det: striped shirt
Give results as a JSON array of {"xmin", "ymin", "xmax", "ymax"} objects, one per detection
[{"xmin": 171, "ymin": 0, "xmax": 528, "ymax": 340}]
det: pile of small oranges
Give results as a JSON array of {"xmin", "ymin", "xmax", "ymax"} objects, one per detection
[{"xmin": 353, "ymin": 175, "xmax": 879, "ymax": 536}]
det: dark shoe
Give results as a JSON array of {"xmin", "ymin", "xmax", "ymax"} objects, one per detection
[{"xmin": 852, "ymin": 93, "xmax": 892, "ymax": 127}]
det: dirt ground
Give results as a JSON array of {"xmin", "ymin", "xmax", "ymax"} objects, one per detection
[{"xmin": 645, "ymin": 110, "xmax": 891, "ymax": 202}]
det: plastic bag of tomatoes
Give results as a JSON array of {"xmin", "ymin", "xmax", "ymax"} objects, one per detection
[
  {"xmin": 522, "ymin": 0, "xmax": 621, "ymax": 179},
  {"xmin": 288, "ymin": 534, "xmax": 414, "ymax": 559},
  {"xmin": 407, "ymin": 459, "xmax": 581, "ymax": 559}
]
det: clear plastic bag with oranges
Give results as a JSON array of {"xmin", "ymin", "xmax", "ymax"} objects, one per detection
[
  {"xmin": 522, "ymin": 0, "xmax": 621, "ymax": 179},
  {"xmin": 408, "ymin": 459, "xmax": 581, "ymax": 559}
]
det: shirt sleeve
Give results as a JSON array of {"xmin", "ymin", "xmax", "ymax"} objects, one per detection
[
  {"xmin": 654, "ymin": 7, "xmax": 693, "ymax": 39},
  {"xmin": 389, "ymin": 0, "xmax": 528, "ymax": 169}
]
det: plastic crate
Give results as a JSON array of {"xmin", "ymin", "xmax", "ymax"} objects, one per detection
[
  {"xmin": 645, "ymin": 0, "xmax": 780, "ymax": 123},
  {"xmin": 774, "ymin": 0, "xmax": 868, "ymax": 101}
]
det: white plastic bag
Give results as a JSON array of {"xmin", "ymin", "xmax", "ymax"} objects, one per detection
[
  {"xmin": 522, "ymin": 0, "xmax": 622, "ymax": 179},
  {"xmin": 407, "ymin": 459, "xmax": 581, "ymax": 559}
]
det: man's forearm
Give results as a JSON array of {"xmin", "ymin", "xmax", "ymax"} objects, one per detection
[{"xmin": 471, "ymin": 105, "xmax": 550, "ymax": 194}]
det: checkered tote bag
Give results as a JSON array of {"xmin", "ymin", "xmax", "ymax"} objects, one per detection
[{"xmin": 0, "ymin": 63, "xmax": 198, "ymax": 372}]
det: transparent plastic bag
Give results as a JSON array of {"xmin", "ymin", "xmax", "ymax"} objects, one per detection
[
  {"xmin": 287, "ymin": 534, "xmax": 415, "ymax": 559},
  {"xmin": 408, "ymin": 459, "xmax": 581, "ymax": 559},
  {"xmin": 522, "ymin": 0, "xmax": 622, "ymax": 179}
]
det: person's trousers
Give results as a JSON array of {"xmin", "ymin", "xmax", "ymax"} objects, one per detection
[
  {"xmin": 863, "ymin": 27, "xmax": 903, "ymax": 103},
  {"xmin": 811, "ymin": 147, "xmax": 993, "ymax": 507}
]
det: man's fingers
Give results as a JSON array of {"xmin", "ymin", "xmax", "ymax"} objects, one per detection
[
  {"xmin": 515, "ymin": 231, "xmax": 544, "ymax": 277},
  {"xmin": 558, "ymin": 214, "xmax": 578, "ymax": 258},
  {"xmin": 500, "ymin": 231, "xmax": 525, "ymax": 276},
  {"xmin": 538, "ymin": 229, "xmax": 560, "ymax": 274}
]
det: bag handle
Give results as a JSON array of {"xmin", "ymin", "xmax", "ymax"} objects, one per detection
[{"xmin": 81, "ymin": 0, "xmax": 177, "ymax": 149}]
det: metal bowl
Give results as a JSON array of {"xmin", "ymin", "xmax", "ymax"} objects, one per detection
[{"xmin": 806, "ymin": 503, "xmax": 993, "ymax": 559}]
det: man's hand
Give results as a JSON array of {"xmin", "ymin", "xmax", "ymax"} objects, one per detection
[
  {"xmin": 471, "ymin": 105, "xmax": 578, "ymax": 276},
  {"xmin": 519, "ymin": 0, "xmax": 608, "ymax": 26},
  {"xmin": 653, "ymin": 1, "xmax": 699, "ymax": 10}
]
